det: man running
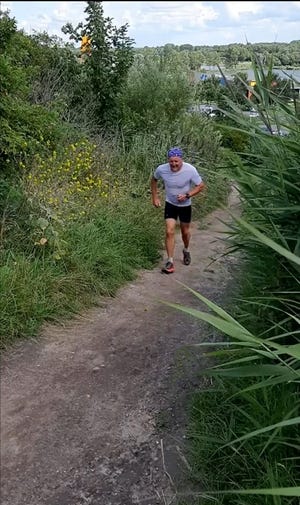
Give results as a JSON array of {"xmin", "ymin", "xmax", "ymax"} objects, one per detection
[{"xmin": 151, "ymin": 147, "xmax": 205, "ymax": 274}]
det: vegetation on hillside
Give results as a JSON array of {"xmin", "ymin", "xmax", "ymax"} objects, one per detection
[
  {"xmin": 0, "ymin": 3, "xmax": 227, "ymax": 346},
  {"xmin": 1, "ymin": 1, "xmax": 299, "ymax": 502},
  {"xmin": 168, "ymin": 57, "xmax": 300, "ymax": 504}
]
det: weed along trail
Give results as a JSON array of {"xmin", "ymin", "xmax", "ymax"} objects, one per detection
[{"xmin": 1, "ymin": 189, "xmax": 240, "ymax": 505}]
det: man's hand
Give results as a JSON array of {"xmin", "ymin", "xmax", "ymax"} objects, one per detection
[
  {"xmin": 152, "ymin": 197, "xmax": 161, "ymax": 208},
  {"xmin": 151, "ymin": 178, "xmax": 161, "ymax": 208},
  {"xmin": 177, "ymin": 193, "xmax": 188, "ymax": 202}
]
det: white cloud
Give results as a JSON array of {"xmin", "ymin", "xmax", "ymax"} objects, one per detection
[
  {"xmin": 1, "ymin": 1, "xmax": 13, "ymax": 13},
  {"xmin": 53, "ymin": 1, "xmax": 73, "ymax": 21},
  {"xmin": 104, "ymin": 1, "xmax": 218, "ymax": 29},
  {"xmin": 4, "ymin": 1, "xmax": 300, "ymax": 46},
  {"xmin": 225, "ymin": 1, "xmax": 263, "ymax": 21}
]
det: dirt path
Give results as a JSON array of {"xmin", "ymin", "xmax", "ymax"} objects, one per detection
[{"xmin": 1, "ymin": 189, "xmax": 240, "ymax": 505}]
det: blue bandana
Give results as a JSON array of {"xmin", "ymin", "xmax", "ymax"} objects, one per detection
[{"xmin": 168, "ymin": 147, "xmax": 183, "ymax": 158}]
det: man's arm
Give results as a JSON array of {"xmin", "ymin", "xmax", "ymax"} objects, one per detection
[
  {"xmin": 177, "ymin": 181, "xmax": 205, "ymax": 202},
  {"xmin": 151, "ymin": 177, "xmax": 161, "ymax": 207},
  {"xmin": 187, "ymin": 181, "xmax": 205, "ymax": 198}
]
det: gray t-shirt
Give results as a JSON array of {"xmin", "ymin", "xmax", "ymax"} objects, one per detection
[{"xmin": 153, "ymin": 162, "xmax": 202, "ymax": 207}]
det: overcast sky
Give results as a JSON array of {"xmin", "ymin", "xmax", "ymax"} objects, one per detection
[{"xmin": 2, "ymin": 1, "xmax": 300, "ymax": 47}]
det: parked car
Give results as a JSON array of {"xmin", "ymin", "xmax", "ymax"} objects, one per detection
[
  {"xmin": 243, "ymin": 109, "xmax": 259, "ymax": 118},
  {"xmin": 260, "ymin": 125, "xmax": 289, "ymax": 136},
  {"xmin": 207, "ymin": 108, "xmax": 224, "ymax": 118},
  {"xmin": 187, "ymin": 103, "xmax": 224, "ymax": 117}
]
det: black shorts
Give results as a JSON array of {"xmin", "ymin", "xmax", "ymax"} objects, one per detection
[{"xmin": 164, "ymin": 202, "xmax": 192, "ymax": 223}]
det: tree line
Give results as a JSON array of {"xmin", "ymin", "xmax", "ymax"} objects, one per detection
[{"xmin": 139, "ymin": 40, "xmax": 300, "ymax": 69}]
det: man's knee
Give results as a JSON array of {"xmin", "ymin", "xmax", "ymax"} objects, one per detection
[
  {"xmin": 166, "ymin": 229, "xmax": 175, "ymax": 239},
  {"xmin": 181, "ymin": 224, "xmax": 190, "ymax": 235}
]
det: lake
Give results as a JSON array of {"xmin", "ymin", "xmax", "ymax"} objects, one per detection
[
  {"xmin": 247, "ymin": 68, "xmax": 300, "ymax": 81},
  {"xmin": 196, "ymin": 67, "xmax": 300, "ymax": 82}
]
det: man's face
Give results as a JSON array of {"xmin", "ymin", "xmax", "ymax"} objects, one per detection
[{"xmin": 169, "ymin": 156, "xmax": 183, "ymax": 172}]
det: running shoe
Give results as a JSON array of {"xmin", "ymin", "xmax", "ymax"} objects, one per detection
[
  {"xmin": 183, "ymin": 250, "xmax": 191, "ymax": 265},
  {"xmin": 161, "ymin": 261, "xmax": 175, "ymax": 274}
]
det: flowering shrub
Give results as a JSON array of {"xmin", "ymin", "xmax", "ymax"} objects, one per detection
[{"xmin": 22, "ymin": 139, "xmax": 118, "ymax": 222}]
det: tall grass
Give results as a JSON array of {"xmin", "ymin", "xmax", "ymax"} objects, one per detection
[
  {"xmin": 166, "ymin": 280, "xmax": 300, "ymax": 504},
  {"xmin": 1, "ymin": 109, "xmax": 228, "ymax": 348},
  {"xmin": 0, "ymin": 196, "xmax": 163, "ymax": 347},
  {"xmin": 164, "ymin": 56, "xmax": 300, "ymax": 503}
]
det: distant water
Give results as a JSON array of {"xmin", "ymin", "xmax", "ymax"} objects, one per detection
[
  {"xmin": 197, "ymin": 67, "xmax": 300, "ymax": 82},
  {"xmin": 246, "ymin": 68, "xmax": 300, "ymax": 81}
]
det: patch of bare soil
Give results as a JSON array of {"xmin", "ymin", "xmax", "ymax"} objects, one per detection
[{"xmin": 1, "ymin": 189, "xmax": 240, "ymax": 505}]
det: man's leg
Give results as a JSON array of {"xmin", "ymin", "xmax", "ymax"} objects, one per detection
[
  {"xmin": 180, "ymin": 222, "xmax": 192, "ymax": 265},
  {"xmin": 180, "ymin": 222, "xmax": 191, "ymax": 250},
  {"xmin": 179, "ymin": 205, "xmax": 192, "ymax": 265},
  {"xmin": 165, "ymin": 218, "xmax": 177, "ymax": 260},
  {"xmin": 161, "ymin": 203, "xmax": 178, "ymax": 273}
]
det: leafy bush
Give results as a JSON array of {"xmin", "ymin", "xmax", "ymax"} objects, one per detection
[{"xmin": 117, "ymin": 49, "xmax": 192, "ymax": 132}]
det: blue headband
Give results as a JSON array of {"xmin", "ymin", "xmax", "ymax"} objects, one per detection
[{"xmin": 168, "ymin": 147, "xmax": 183, "ymax": 158}]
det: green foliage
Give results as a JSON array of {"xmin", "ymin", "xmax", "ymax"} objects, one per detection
[
  {"xmin": 187, "ymin": 380, "xmax": 299, "ymax": 504},
  {"xmin": 220, "ymin": 63, "xmax": 300, "ymax": 334},
  {"xmin": 1, "ymin": 17, "xmax": 300, "ymax": 502},
  {"xmin": 167, "ymin": 55, "xmax": 300, "ymax": 503},
  {"xmin": 0, "ymin": 15, "xmax": 77, "ymax": 171},
  {"xmin": 27, "ymin": 33, "xmax": 81, "ymax": 111},
  {"xmin": 0, "ymin": 179, "xmax": 32, "ymax": 251},
  {"xmin": 1, "ymin": 97, "xmax": 66, "ymax": 164},
  {"xmin": 230, "ymin": 72, "xmax": 249, "ymax": 105},
  {"xmin": 220, "ymin": 128, "xmax": 250, "ymax": 152},
  {"xmin": 62, "ymin": 1, "xmax": 134, "ymax": 126},
  {"xmin": 166, "ymin": 281, "xmax": 300, "ymax": 503},
  {"xmin": 117, "ymin": 49, "xmax": 193, "ymax": 132},
  {"xmin": 0, "ymin": 8, "xmax": 230, "ymax": 348},
  {"xmin": 0, "ymin": 108, "xmax": 227, "ymax": 346},
  {"xmin": 136, "ymin": 40, "xmax": 300, "ymax": 69},
  {"xmin": 195, "ymin": 74, "xmax": 229, "ymax": 104},
  {"xmin": 174, "ymin": 113, "xmax": 222, "ymax": 164},
  {"xmin": 0, "ymin": 10, "xmax": 17, "ymax": 51},
  {"xmin": 0, "ymin": 197, "xmax": 163, "ymax": 347},
  {"xmin": 0, "ymin": 52, "xmax": 28, "ymax": 97}
]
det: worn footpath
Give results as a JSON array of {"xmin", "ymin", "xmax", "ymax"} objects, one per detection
[{"xmin": 1, "ymin": 189, "xmax": 240, "ymax": 505}]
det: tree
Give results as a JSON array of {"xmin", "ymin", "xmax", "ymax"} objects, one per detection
[
  {"xmin": 224, "ymin": 45, "xmax": 240, "ymax": 68},
  {"xmin": 0, "ymin": 13, "xmax": 65, "ymax": 172},
  {"xmin": 62, "ymin": 1, "xmax": 134, "ymax": 126},
  {"xmin": 0, "ymin": 9, "xmax": 17, "ymax": 52},
  {"xmin": 117, "ymin": 49, "xmax": 193, "ymax": 132}
]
